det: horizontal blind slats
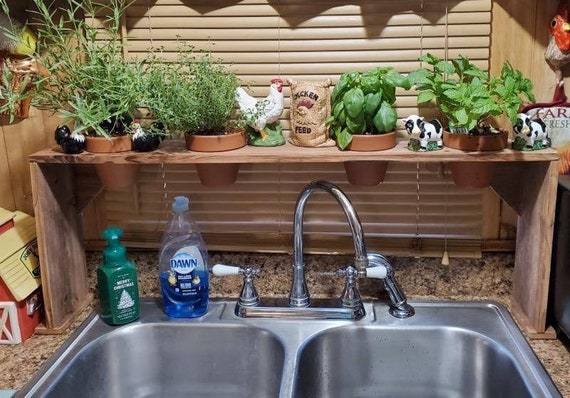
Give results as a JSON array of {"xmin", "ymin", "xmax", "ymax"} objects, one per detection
[{"xmin": 91, "ymin": 0, "xmax": 491, "ymax": 255}]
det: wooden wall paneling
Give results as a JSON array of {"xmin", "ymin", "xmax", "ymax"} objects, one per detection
[
  {"xmin": 0, "ymin": 124, "xmax": 16, "ymax": 210},
  {"xmin": 491, "ymin": 0, "xmax": 559, "ymax": 103},
  {"xmin": 0, "ymin": 108, "xmax": 50, "ymax": 214}
]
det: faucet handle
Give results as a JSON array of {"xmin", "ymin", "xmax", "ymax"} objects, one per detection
[
  {"xmin": 212, "ymin": 264, "xmax": 261, "ymax": 307},
  {"xmin": 365, "ymin": 266, "xmax": 387, "ymax": 279},
  {"xmin": 337, "ymin": 266, "xmax": 365, "ymax": 316},
  {"xmin": 212, "ymin": 264, "xmax": 242, "ymax": 276}
]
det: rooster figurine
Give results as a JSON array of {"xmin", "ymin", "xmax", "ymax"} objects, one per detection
[
  {"xmin": 235, "ymin": 78, "xmax": 285, "ymax": 146},
  {"xmin": 545, "ymin": 0, "xmax": 570, "ymax": 90}
]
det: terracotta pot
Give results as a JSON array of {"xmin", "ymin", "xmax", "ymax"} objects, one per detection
[
  {"xmin": 185, "ymin": 129, "xmax": 246, "ymax": 186},
  {"xmin": 85, "ymin": 135, "xmax": 132, "ymax": 153},
  {"xmin": 346, "ymin": 131, "xmax": 397, "ymax": 151},
  {"xmin": 443, "ymin": 130, "xmax": 507, "ymax": 189},
  {"xmin": 94, "ymin": 163, "xmax": 140, "ymax": 190},
  {"xmin": 442, "ymin": 129, "xmax": 508, "ymax": 151},
  {"xmin": 342, "ymin": 132, "xmax": 395, "ymax": 185},
  {"xmin": 449, "ymin": 162, "xmax": 495, "ymax": 189},
  {"xmin": 195, "ymin": 163, "xmax": 240, "ymax": 187},
  {"xmin": 184, "ymin": 129, "xmax": 246, "ymax": 152},
  {"xmin": 344, "ymin": 161, "xmax": 389, "ymax": 186},
  {"xmin": 84, "ymin": 135, "xmax": 138, "ymax": 189}
]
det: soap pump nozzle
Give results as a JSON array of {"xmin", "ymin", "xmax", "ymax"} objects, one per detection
[{"xmin": 102, "ymin": 226, "xmax": 127, "ymax": 264}]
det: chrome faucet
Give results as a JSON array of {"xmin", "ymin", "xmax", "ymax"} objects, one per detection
[
  {"xmin": 289, "ymin": 180, "xmax": 368, "ymax": 307},
  {"xmin": 213, "ymin": 180, "xmax": 414, "ymax": 319}
]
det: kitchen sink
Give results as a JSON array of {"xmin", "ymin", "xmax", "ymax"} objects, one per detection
[
  {"xmin": 295, "ymin": 327, "xmax": 536, "ymax": 398},
  {"xmin": 17, "ymin": 300, "xmax": 285, "ymax": 398},
  {"xmin": 17, "ymin": 300, "xmax": 561, "ymax": 398}
]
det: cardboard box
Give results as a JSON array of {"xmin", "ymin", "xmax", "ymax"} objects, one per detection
[{"xmin": 0, "ymin": 208, "xmax": 42, "ymax": 344}]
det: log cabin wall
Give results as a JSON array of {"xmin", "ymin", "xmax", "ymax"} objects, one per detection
[{"xmin": 0, "ymin": 0, "xmax": 561, "ymax": 254}]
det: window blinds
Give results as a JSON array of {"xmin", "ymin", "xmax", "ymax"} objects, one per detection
[{"xmin": 86, "ymin": 0, "xmax": 493, "ymax": 257}]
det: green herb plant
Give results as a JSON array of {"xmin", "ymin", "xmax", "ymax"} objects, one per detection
[
  {"xmin": 0, "ymin": 61, "xmax": 34, "ymax": 123},
  {"xmin": 0, "ymin": 2, "xmax": 39, "ymax": 123},
  {"xmin": 407, "ymin": 53, "xmax": 535, "ymax": 134},
  {"xmin": 327, "ymin": 67, "xmax": 410, "ymax": 150},
  {"xmin": 143, "ymin": 44, "xmax": 240, "ymax": 136},
  {"xmin": 23, "ymin": 0, "xmax": 143, "ymax": 138}
]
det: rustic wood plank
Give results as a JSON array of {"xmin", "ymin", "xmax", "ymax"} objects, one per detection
[
  {"xmin": 29, "ymin": 140, "xmax": 560, "ymax": 165},
  {"xmin": 30, "ymin": 163, "xmax": 93, "ymax": 330},
  {"xmin": 511, "ymin": 161, "xmax": 559, "ymax": 334}
]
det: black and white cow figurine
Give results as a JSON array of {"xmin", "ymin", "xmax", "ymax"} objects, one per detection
[
  {"xmin": 403, "ymin": 115, "xmax": 443, "ymax": 151},
  {"xmin": 513, "ymin": 113, "xmax": 549, "ymax": 148}
]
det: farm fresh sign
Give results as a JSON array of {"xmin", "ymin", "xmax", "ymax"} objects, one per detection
[{"xmin": 525, "ymin": 106, "xmax": 570, "ymax": 147}]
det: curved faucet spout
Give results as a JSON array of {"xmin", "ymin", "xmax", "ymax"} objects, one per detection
[{"xmin": 289, "ymin": 181, "xmax": 369, "ymax": 307}]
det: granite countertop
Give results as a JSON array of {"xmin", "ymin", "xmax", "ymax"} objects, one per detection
[{"xmin": 1, "ymin": 251, "xmax": 569, "ymax": 396}]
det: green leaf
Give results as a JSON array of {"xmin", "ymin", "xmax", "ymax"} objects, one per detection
[
  {"xmin": 407, "ymin": 69, "xmax": 431, "ymax": 86},
  {"xmin": 435, "ymin": 60, "xmax": 455, "ymax": 75},
  {"xmin": 360, "ymin": 74, "xmax": 381, "ymax": 94},
  {"xmin": 343, "ymin": 87, "xmax": 365, "ymax": 118},
  {"xmin": 363, "ymin": 92, "xmax": 381, "ymax": 119},
  {"xmin": 346, "ymin": 113, "xmax": 366, "ymax": 134},
  {"xmin": 453, "ymin": 108, "xmax": 469, "ymax": 127},
  {"xmin": 384, "ymin": 70, "xmax": 411, "ymax": 90},
  {"xmin": 417, "ymin": 91, "xmax": 436, "ymax": 104},
  {"xmin": 332, "ymin": 101, "xmax": 345, "ymax": 120},
  {"xmin": 336, "ymin": 128, "xmax": 353, "ymax": 150},
  {"xmin": 332, "ymin": 77, "xmax": 349, "ymax": 103},
  {"xmin": 373, "ymin": 101, "xmax": 397, "ymax": 133}
]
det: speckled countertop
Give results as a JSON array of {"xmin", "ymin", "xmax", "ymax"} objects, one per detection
[{"xmin": 1, "ymin": 252, "xmax": 569, "ymax": 396}]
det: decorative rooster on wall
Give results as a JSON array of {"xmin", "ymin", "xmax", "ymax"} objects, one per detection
[
  {"xmin": 545, "ymin": 0, "xmax": 570, "ymax": 96},
  {"xmin": 543, "ymin": 0, "xmax": 570, "ymax": 173},
  {"xmin": 235, "ymin": 78, "xmax": 285, "ymax": 146}
]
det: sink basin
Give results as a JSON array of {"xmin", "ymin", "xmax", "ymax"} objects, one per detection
[
  {"xmin": 17, "ymin": 300, "xmax": 561, "ymax": 398},
  {"xmin": 292, "ymin": 302, "xmax": 561, "ymax": 398},
  {"xmin": 18, "ymin": 301, "xmax": 285, "ymax": 398},
  {"xmin": 295, "ymin": 327, "xmax": 535, "ymax": 398}
]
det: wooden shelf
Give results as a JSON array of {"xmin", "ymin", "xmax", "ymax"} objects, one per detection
[
  {"xmin": 28, "ymin": 141, "xmax": 561, "ymax": 338},
  {"xmin": 30, "ymin": 139, "xmax": 560, "ymax": 164}
]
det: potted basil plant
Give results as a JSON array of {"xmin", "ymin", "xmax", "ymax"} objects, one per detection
[
  {"xmin": 327, "ymin": 67, "xmax": 410, "ymax": 185},
  {"xmin": 408, "ymin": 54, "xmax": 536, "ymax": 188}
]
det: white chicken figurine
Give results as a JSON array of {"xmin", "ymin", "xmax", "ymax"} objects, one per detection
[{"xmin": 235, "ymin": 78, "xmax": 285, "ymax": 146}]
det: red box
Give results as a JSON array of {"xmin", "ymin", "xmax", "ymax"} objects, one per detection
[
  {"xmin": 0, "ymin": 281, "xmax": 42, "ymax": 344},
  {"xmin": 0, "ymin": 208, "xmax": 42, "ymax": 344}
]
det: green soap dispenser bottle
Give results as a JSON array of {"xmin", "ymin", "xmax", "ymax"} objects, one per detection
[{"xmin": 97, "ymin": 226, "xmax": 140, "ymax": 325}]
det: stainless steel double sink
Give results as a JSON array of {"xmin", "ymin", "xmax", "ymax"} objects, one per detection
[{"xmin": 17, "ymin": 299, "xmax": 561, "ymax": 398}]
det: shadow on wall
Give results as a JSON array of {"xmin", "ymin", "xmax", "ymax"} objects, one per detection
[{"xmin": 179, "ymin": 0, "xmax": 464, "ymax": 37}]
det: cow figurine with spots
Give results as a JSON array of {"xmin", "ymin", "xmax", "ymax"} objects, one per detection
[
  {"xmin": 403, "ymin": 115, "xmax": 444, "ymax": 151},
  {"xmin": 512, "ymin": 113, "xmax": 550, "ymax": 150}
]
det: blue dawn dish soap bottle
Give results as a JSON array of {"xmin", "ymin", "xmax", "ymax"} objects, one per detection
[
  {"xmin": 159, "ymin": 196, "xmax": 209, "ymax": 318},
  {"xmin": 97, "ymin": 227, "xmax": 140, "ymax": 325}
]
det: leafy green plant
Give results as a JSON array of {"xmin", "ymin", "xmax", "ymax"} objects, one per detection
[
  {"xmin": 142, "ymin": 45, "xmax": 240, "ymax": 136},
  {"xmin": 407, "ymin": 53, "xmax": 535, "ymax": 134},
  {"xmin": 327, "ymin": 67, "xmax": 410, "ymax": 150},
  {"xmin": 0, "ymin": 61, "xmax": 34, "ymax": 123},
  {"xmin": 21, "ymin": 0, "xmax": 144, "ymax": 138},
  {"xmin": 0, "ymin": 2, "xmax": 40, "ymax": 123}
]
